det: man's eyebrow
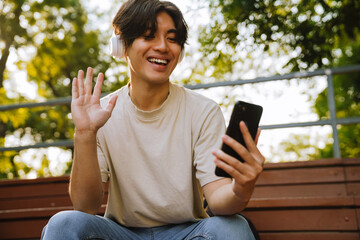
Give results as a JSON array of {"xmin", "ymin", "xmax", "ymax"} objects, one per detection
[{"xmin": 168, "ymin": 29, "xmax": 177, "ymax": 34}]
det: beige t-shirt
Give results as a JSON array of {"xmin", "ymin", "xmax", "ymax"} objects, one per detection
[{"xmin": 97, "ymin": 83, "xmax": 225, "ymax": 227}]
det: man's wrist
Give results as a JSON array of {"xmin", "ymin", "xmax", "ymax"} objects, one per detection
[{"xmin": 74, "ymin": 129, "xmax": 97, "ymax": 140}]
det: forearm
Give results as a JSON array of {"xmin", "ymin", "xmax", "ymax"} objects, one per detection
[
  {"xmin": 205, "ymin": 180, "xmax": 253, "ymax": 216},
  {"xmin": 69, "ymin": 130, "xmax": 104, "ymax": 214}
]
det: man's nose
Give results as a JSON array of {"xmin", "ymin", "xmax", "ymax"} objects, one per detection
[{"xmin": 153, "ymin": 37, "xmax": 168, "ymax": 52}]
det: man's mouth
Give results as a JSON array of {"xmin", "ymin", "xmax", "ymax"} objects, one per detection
[{"xmin": 147, "ymin": 57, "xmax": 169, "ymax": 66}]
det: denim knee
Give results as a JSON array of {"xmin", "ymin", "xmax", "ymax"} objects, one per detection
[
  {"xmin": 48, "ymin": 210, "xmax": 90, "ymax": 229},
  {"xmin": 41, "ymin": 210, "xmax": 98, "ymax": 240},
  {"xmin": 199, "ymin": 215, "xmax": 255, "ymax": 240}
]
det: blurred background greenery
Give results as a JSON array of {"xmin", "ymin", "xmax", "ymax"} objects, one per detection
[{"xmin": 0, "ymin": 0, "xmax": 359, "ymax": 179}]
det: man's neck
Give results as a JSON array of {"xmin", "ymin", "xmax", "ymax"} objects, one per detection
[{"xmin": 128, "ymin": 81, "xmax": 170, "ymax": 111}]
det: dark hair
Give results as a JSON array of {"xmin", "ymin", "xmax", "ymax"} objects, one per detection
[{"xmin": 112, "ymin": 0, "xmax": 188, "ymax": 49}]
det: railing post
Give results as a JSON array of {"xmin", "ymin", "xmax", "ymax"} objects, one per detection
[{"xmin": 326, "ymin": 70, "xmax": 341, "ymax": 158}]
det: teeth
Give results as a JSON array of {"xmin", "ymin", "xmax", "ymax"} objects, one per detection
[{"xmin": 148, "ymin": 58, "xmax": 168, "ymax": 65}]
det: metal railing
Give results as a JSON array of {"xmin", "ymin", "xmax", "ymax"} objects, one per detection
[{"xmin": 1, "ymin": 64, "xmax": 360, "ymax": 158}]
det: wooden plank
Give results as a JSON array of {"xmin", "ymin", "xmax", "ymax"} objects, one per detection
[
  {"xmin": 0, "ymin": 176, "xmax": 69, "ymax": 187},
  {"xmin": 0, "ymin": 192, "xmax": 108, "ymax": 210},
  {"xmin": 0, "ymin": 205, "xmax": 106, "ymax": 220},
  {"xmin": 259, "ymin": 232, "xmax": 360, "ymax": 240},
  {"xmin": 263, "ymin": 158, "xmax": 360, "ymax": 170},
  {"xmin": 0, "ymin": 196, "xmax": 72, "ymax": 210},
  {"xmin": 0, "ymin": 218, "xmax": 48, "ymax": 239},
  {"xmin": 257, "ymin": 167, "xmax": 345, "ymax": 185},
  {"xmin": 345, "ymin": 166, "xmax": 360, "ymax": 181},
  {"xmin": 0, "ymin": 207, "xmax": 73, "ymax": 220},
  {"xmin": 347, "ymin": 183, "xmax": 360, "ymax": 197},
  {"xmin": 0, "ymin": 177, "xmax": 108, "ymax": 200},
  {"xmin": 246, "ymin": 196, "xmax": 356, "ymax": 208},
  {"xmin": 0, "ymin": 182, "xmax": 69, "ymax": 200},
  {"xmin": 263, "ymin": 158, "xmax": 347, "ymax": 169},
  {"xmin": 251, "ymin": 183, "xmax": 347, "ymax": 198},
  {"xmin": 342, "ymin": 158, "xmax": 360, "ymax": 166},
  {"xmin": 242, "ymin": 209, "xmax": 358, "ymax": 231}
]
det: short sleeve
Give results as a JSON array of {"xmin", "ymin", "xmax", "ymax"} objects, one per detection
[
  {"xmin": 97, "ymin": 131, "xmax": 110, "ymax": 183},
  {"xmin": 193, "ymin": 103, "xmax": 226, "ymax": 186}
]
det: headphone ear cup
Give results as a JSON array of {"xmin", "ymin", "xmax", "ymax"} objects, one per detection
[
  {"xmin": 178, "ymin": 48, "xmax": 185, "ymax": 63},
  {"xmin": 109, "ymin": 35, "xmax": 125, "ymax": 59}
]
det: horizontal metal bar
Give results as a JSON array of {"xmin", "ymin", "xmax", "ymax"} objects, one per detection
[
  {"xmin": 0, "ymin": 140, "xmax": 74, "ymax": 152},
  {"xmin": 260, "ymin": 116, "xmax": 360, "ymax": 130},
  {"xmin": 0, "ymin": 93, "xmax": 110, "ymax": 111},
  {"xmin": 260, "ymin": 120, "xmax": 332, "ymax": 130},
  {"xmin": 0, "ymin": 97, "xmax": 72, "ymax": 111},
  {"xmin": 185, "ymin": 64, "xmax": 360, "ymax": 90},
  {"xmin": 337, "ymin": 116, "xmax": 360, "ymax": 125}
]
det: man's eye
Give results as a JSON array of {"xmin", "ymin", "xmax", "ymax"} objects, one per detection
[{"xmin": 168, "ymin": 38, "xmax": 177, "ymax": 42}]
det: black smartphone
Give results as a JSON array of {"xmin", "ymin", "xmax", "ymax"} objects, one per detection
[{"xmin": 215, "ymin": 101, "xmax": 263, "ymax": 178}]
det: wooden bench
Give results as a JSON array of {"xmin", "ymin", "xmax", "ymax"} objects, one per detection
[
  {"xmin": 242, "ymin": 158, "xmax": 360, "ymax": 240},
  {"xmin": 0, "ymin": 177, "xmax": 108, "ymax": 239},
  {"xmin": 0, "ymin": 157, "xmax": 359, "ymax": 239}
]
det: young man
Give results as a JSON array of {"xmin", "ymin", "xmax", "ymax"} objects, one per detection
[{"xmin": 41, "ymin": 0, "xmax": 264, "ymax": 239}]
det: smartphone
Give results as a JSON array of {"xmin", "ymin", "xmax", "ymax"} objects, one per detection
[{"xmin": 215, "ymin": 101, "xmax": 263, "ymax": 178}]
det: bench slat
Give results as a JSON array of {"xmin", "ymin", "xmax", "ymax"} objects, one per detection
[
  {"xmin": 346, "ymin": 166, "xmax": 360, "ymax": 181},
  {"xmin": 243, "ymin": 209, "xmax": 358, "ymax": 231},
  {"xmin": 246, "ymin": 196, "xmax": 357, "ymax": 208},
  {"xmin": 257, "ymin": 166, "xmax": 345, "ymax": 185},
  {"xmin": 0, "ymin": 218, "xmax": 48, "ymax": 239},
  {"xmin": 0, "ymin": 196, "xmax": 71, "ymax": 210},
  {"xmin": 259, "ymin": 232, "xmax": 360, "ymax": 240},
  {"xmin": 0, "ymin": 182, "xmax": 68, "ymax": 200},
  {"xmin": 252, "ymin": 183, "xmax": 348, "ymax": 198},
  {"xmin": 0, "ymin": 206, "xmax": 106, "ymax": 220}
]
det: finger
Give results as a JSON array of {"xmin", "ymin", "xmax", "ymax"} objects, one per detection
[
  {"xmin": 72, "ymin": 78, "xmax": 79, "ymax": 100},
  {"xmin": 213, "ymin": 147, "xmax": 263, "ymax": 180},
  {"xmin": 239, "ymin": 122, "xmax": 265, "ymax": 165},
  {"xmin": 221, "ymin": 134, "xmax": 250, "ymax": 162},
  {"xmin": 222, "ymin": 134, "xmax": 261, "ymax": 166},
  {"xmin": 93, "ymin": 73, "xmax": 104, "ymax": 100},
  {"xmin": 254, "ymin": 128, "xmax": 261, "ymax": 145},
  {"xmin": 212, "ymin": 149, "xmax": 246, "ymax": 175},
  {"xmin": 214, "ymin": 157, "xmax": 245, "ymax": 180},
  {"xmin": 77, "ymin": 70, "xmax": 84, "ymax": 96},
  {"xmin": 106, "ymin": 95, "xmax": 118, "ymax": 113},
  {"xmin": 84, "ymin": 67, "xmax": 93, "ymax": 95},
  {"xmin": 240, "ymin": 121, "xmax": 258, "ymax": 153}
]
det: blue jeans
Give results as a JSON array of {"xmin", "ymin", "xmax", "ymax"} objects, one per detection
[{"xmin": 41, "ymin": 210, "xmax": 256, "ymax": 240}]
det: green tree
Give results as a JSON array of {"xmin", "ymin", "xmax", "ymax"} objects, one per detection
[
  {"xmin": 314, "ymin": 39, "xmax": 360, "ymax": 158},
  {"xmin": 199, "ymin": 0, "xmax": 360, "ymax": 160},
  {"xmin": 0, "ymin": 0, "xmax": 127, "ymax": 179},
  {"xmin": 199, "ymin": 0, "xmax": 360, "ymax": 73}
]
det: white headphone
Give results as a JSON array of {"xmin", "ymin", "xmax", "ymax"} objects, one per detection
[
  {"xmin": 109, "ymin": 33, "xmax": 185, "ymax": 62},
  {"xmin": 109, "ymin": 34, "xmax": 125, "ymax": 59}
]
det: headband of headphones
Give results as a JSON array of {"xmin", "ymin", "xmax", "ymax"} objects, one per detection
[{"xmin": 109, "ymin": 33, "xmax": 185, "ymax": 62}]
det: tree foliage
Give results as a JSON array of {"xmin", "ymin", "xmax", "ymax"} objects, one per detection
[
  {"xmin": 314, "ymin": 39, "xmax": 360, "ymax": 158},
  {"xmin": 199, "ymin": 0, "xmax": 360, "ymax": 160},
  {"xmin": 199, "ymin": 0, "xmax": 360, "ymax": 73},
  {"xmin": 0, "ymin": 0, "xmax": 126, "ymax": 179}
]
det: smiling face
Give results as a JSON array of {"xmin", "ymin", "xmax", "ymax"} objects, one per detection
[{"xmin": 125, "ymin": 11, "xmax": 182, "ymax": 87}]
